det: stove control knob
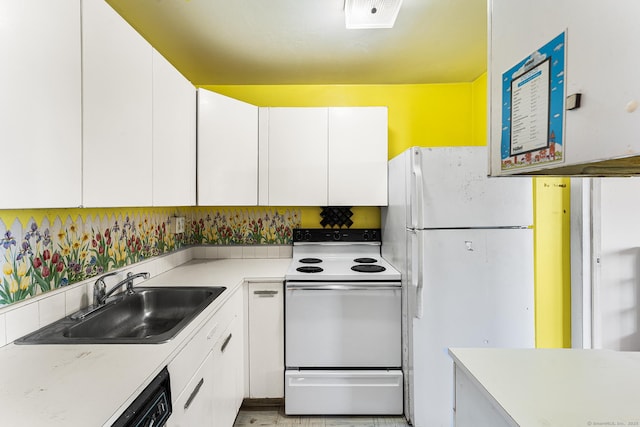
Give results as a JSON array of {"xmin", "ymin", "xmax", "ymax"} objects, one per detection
[
  {"xmin": 303, "ymin": 231, "xmax": 312, "ymax": 241},
  {"xmin": 333, "ymin": 231, "xmax": 341, "ymax": 241},
  {"xmin": 363, "ymin": 231, "xmax": 370, "ymax": 240},
  {"xmin": 294, "ymin": 230, "xmax": 302, "ymax": 241}
]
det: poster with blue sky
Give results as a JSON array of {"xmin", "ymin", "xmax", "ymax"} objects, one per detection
[{"xmin": 501, "ymin": 32, "xmax": 565, "ymax": 171}]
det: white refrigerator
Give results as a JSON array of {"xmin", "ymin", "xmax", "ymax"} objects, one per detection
[{"xmin": 381, "ymin": 146, "xmax": 535, "ymax": 427}]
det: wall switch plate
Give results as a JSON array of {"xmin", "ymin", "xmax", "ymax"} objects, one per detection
[{"xmin": 172, "ymin": 216, "xmax": 185, "ymax": 234}]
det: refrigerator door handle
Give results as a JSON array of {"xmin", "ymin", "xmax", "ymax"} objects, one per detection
[
  {"xmin": 411, "ymin": 148, "xmax": 425, "ymax": 229},
  {"xmin": 415, "ymin": 229, "xmax": 424, "ymax": 319},
  {"xmin": 409, "ymin": 229, "xmax": 424, "ymax": 319},
  {"xmin": 409, "ymin": 229, "xmax": 419, "ymax": 288}
]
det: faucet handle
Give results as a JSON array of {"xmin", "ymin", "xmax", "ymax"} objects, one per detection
[
  {"xmin": 93, "ymin": 271, "xmax": 120, "ymax": 305},
  {"xmin": 93, "ymin": 280, "xmax": 106, "ymax": 306},
  {"xmin": 125, "ymin": 271, "xmax": 151, "ymax": 293}
]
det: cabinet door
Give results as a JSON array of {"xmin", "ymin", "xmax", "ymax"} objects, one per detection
[
  {"xmin": 82, "ymin": 0, "xmax": 153, "ymax": 207},
  {"xmin": 168, "ymin": 351, "xmax": 215, "ymax": 427},
  {"xmin": 489, "ymin": 0, "xmax": 640, "ymax": 175},
  {"xmin": 328, "ymin": 107, "xmax": 388, "ymax": 206},
  {"xmin": 454, "ymin": 365, "xmax": 512, "ymax": 427},
  {"xmin": 267, "ymin": 108, "xmax": 328, "ymax": 206},
  {"xmin": 198, "ymin": 89, "xmax": 258, "ymax": 205},
  {"xmin": 248, "ymin": 282, "xmax": 284, "ymax": 398},
  {"xmin": 152, "ymin": 50, "xmax": 196, "ymax": 206},
  {"xmin": 0, "ymin": 0, "xmax": 81, "ymax": 209},
  {"xmin": 212, "ymin": 315, "xmax": 244, "ymax": 427}
]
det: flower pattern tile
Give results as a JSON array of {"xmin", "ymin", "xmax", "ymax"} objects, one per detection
[{"xmin": 0, "ymin": 208, "xmax": 300, "ymax": 307}]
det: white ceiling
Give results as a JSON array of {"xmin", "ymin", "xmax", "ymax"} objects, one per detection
[{"xmin": 106, "ymin": 0, "xmax": 487, "ymax": 86}]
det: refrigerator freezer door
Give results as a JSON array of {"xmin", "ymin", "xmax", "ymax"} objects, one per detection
[
  {"xmin": 411, "ymin": 147, "xmax": 533, "ymax": 229},
  {"xmin": 412, "ymin": 228, "xmax": 534, "ymax": 427}
]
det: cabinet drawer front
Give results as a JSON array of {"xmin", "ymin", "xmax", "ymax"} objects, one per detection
[
  {"xmin": 168, "ymin": 287, "xmax": 242, "ymax": 398},
  {"xmin": 284, "ymin": 370, "xmax": 403, "ymax": 415}
]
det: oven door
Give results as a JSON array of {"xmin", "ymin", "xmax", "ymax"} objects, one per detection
[{"xmin": 285, "ymin": 282, "xmax": 401, "ymax": 368}]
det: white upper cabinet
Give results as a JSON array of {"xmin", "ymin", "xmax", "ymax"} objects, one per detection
[
  {"xmin": 262, "ymin": 107, "xmax": 329, "ymax": 206},
  {"xmin": 152, "ymin": 50, "xmax": 196, "ymax": 206},
  {"xmin": 0, "ymin": 0, "xmax": 82, "ymax": 209},
  {"xmin": 82, "ymin": 0, "xmax": 153, "ymax": 207},
  {"xmin": 260, "ymin": 107, "xmax": 388, "ymax": 206},
  {"xmin": 489, "ymin": 0, "xmax": 640, "ymax": 176},
  {"xmin": 197, "ymin": 89, "xmax": 258, "ymax": 206},
  {"xmin": 328, "ymin": 107, "xmax": 388, "ymax": 206}
]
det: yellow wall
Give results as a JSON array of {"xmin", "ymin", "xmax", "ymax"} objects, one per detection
[
  {"xmin": 203, "ymin": 82, "xmax": 480, "ymax": 231},
  {"xmin": 2, "ymin": 83, "xmax": 478, "ymax": 232},
  {"xmin": 533, "ymin": 178, "xmax": 572, "ymax": 347},
  {"xmin": 202, "ymin": 83, "xmax": 480, "ymax": 159},
  {"xmin": 207, "ymin": 80, "xmax": 572, "ymax": 347},
  {"xmin": 471, "ymin": 73, "xmax": 488, "ymax": 147},
  {"xmin": 0, "ymin": 79, "xmax": 572, "ymax": 345},
  {"xmin": 0, "ymin": 206, "xmax": 378, "ymax": 233}
]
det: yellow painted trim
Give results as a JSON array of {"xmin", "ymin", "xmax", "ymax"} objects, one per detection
[
  {"xmin": 0, "ymin": 207, "xmax": 188, "ymax": 230},
  {"xmin": 533, "ymin": 177, "xmax": 572, "ymax": 348}
]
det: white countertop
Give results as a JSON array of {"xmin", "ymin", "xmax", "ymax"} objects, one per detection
[
  {"xmin": 0, "ymin": 258, "xmax": 289, "ymax": 427},
  {"xmin": 449, "ymin": 348, "xmax": 640, "ymax": 426}
]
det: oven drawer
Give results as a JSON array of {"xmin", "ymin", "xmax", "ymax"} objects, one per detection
[
  {"xmin": 285, "ymin": 285, "xmax": 401, "ymax": 367},
  {"xmin": 284, "ymin": 370, "xmax": 403, "ymax": 415}
]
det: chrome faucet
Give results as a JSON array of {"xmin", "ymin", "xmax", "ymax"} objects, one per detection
[
  {"xmin": 93, "ymin": 271, "xmax": 120, "ymax": 307},
  {"xmin": 94, "ymin": 271, "xmax": 150, "ymax": 306}
]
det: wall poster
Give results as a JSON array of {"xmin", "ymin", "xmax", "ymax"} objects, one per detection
[{"xmin": 501, "ymin": 32, "xmax": 566, "ymax": 172}]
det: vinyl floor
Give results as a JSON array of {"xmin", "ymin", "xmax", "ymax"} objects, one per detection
[{"xmin": 233, "ymin": 408, "xmax": 410, "ymax": 427}]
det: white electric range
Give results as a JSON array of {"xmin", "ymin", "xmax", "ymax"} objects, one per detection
[{"xmin": 284, "ymin": 229, "xmax": 403, "ymax": 416}]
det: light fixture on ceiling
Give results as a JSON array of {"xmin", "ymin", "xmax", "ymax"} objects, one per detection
[{"xmin": 344, "ymin": 0, "xmax": 403, "ymax": 29}]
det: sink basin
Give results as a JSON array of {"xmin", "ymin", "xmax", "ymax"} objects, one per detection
[{"xmin": 15, "ymin": 286, "xmax": 226, "ymax": 344}]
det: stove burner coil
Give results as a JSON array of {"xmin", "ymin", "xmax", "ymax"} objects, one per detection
[
  {"xmin": 353, "ymin": 257, "xmax": 378, "ymax": 264},
  {"xmin": 296, "ymin": 266, "xmax": 324, "ymax": 273},
  {"xmin": 299, "ymin": 258, "xmax": 323, "ymax": 264},
  {"xmin": 351, "ymin": 264, "xmax": 386, "ymax": 273}
]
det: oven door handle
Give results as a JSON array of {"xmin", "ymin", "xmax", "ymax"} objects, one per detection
[{"xmin": 286, "ymin": 284, "xmax": 401, "ymax": 291}]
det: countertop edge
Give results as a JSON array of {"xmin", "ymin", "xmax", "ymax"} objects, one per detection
[{"xmin": 0, "ymin": 257, "xmax": 289, "ymax": 427}]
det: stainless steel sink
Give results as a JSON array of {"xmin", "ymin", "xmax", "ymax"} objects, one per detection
[{"xmin": 15, "ymin": 286, "xmax": 226, "ymax": 344}]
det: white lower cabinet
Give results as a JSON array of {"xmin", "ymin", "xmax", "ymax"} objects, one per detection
[
  {"xmin": 170, "ymin": 351, "xmax": 215, "ymax": 426},
  {"xmin": 248, "ymin": 282, "xmax": 284, "ymax": 398},
  {"xmin": 167, "ymin": 288, "xmax": 244, "ymax": 426},
  {"xmin": 212, "ymin": 315, "xmax": 244, "ymax": 427}
]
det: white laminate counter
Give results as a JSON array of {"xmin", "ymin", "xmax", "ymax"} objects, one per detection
[
  {"xmin": 449, "ymin": 348, "xmax": 640, "ymax": 427},
  {"xmin": 0, "ymin": 258, "xmax": 289, "ymax": 427}
]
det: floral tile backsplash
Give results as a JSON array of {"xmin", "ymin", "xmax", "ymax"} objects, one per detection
[
  {"xmin": 0, "ymin": 208, "xmax": 300, "ymax": 308},
  {"xmin": 189, "ymin": 209, "xmax": 298, "ymax": 245}
]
